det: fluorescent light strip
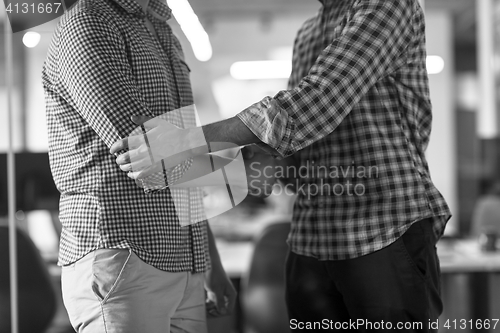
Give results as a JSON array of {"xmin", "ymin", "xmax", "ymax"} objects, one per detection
[
  {"xmin": 230, "ymin": 60, "xmax": 292, "ymax": 80},
  {"xmin": 231, "ymin": 56, "xmax": 444, "ymax": 80},
  {"xmin": 167, "ymin": 0, "xmax": 212, "ymax": 62}
]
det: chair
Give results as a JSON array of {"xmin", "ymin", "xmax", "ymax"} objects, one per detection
[
  {"xmin": 0, "ymin": 226, "xmax": 57, "ymax": 333},
  {"xmin": 470, "ymin": 195, "xmax": 500, "ymax": 236},
  {"xmin": 240, "ymin": 222, "xmax": 291, "ymax": 333}
]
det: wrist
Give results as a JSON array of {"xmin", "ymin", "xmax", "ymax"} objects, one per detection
[{"xmin": 186, "ymin": 127, "xmax": 209, "ymax": 157}]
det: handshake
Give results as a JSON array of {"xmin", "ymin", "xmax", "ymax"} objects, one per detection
[{"xmin": 109, "ymin": 115, "xmax": 278, "ymax": 199}]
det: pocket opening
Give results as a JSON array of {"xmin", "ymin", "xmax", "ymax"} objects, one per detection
[{"xmin": 91, "ymin": 249, "xmax": 132, "ymax": 303}]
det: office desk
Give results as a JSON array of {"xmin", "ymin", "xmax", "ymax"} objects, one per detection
[
  {"xmin": 217, "ymin": 237, "xmax": 500, "ymax": 333},
  {"xmin": 218, "ymin": 237, "xmax": 500, "ymax": 276},
  {"xmin": 210, "ymin": 209, "xmax": 292, "ymax": 279},
  {"xmin": 438, "ymin": 238, "xmax": 500, "ymax": 273},
  {"xmin": 437, "ymin": 239, "xmax": 500, "ymax": 333}
]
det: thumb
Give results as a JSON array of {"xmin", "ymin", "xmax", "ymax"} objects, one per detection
[
  {"xmin": 131, "ymin": 115, "xmax": 153, "ymax": 126},
  {"xmin": 241, "ymin": 146, "xmax": 255, "ymax": 159}
]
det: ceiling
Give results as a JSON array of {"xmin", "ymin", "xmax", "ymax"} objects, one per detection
[
  {"xmin": 0, "ymin": 0, "xmax": 477, "ymax": 43},
  {"xmin": 188, "ymin": 0, "xmax": 476, "ymax": 44},
  {"xmin": 188, "ymin": 0, "xmax": 474, "ymax": 13}
]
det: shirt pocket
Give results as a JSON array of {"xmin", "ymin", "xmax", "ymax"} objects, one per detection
[
  {"xmin": 175, "ymin": 57, "xmax": 195, "ymax": 109},
  {"xmin": 178, "ymin": 58, "xmax": 191, "ymax": 73}
]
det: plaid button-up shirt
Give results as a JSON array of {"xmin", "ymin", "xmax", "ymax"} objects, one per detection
[
  {"xmin": 237, "ymin": 0, "xmax": 451, "ymax": 260},
  {"xmin": 42, "ymin": 0, "xmax": 209, "ymax": 271}
]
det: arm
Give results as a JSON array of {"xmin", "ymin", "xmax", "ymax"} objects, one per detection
[
  {"xmin": 111, "ymin": 116, "xmax": 274, "ymax": 196},
  {"xmin": 202, "ymin": 117, "xmax": 260, "ymax": 147},
  {"xmin": 236, "ymin": 0, "xmax": 416, "ymax": 157},
  {"xmin": 111, "ymin": 1, "xmax": 415, "ymax": 168},
  {"xmin": 62, "ymin": 13, "xmax": 191, "ymax": 183},
  {"xmin": 59, "ymin": 12, "xmax": 153, "ymax": 148},
  {"xmin": 204, "ymin": 225, "xmax": 237, "ymax": 317},
  {"xmin": 130, "ymin": 142, "xmax": 275, "ymax": 197},
  {"xmin": 200, "ymin": 1, "xmax": 413, "ymax": 156}
]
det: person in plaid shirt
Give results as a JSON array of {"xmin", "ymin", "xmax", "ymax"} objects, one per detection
[
  {"xmin": 42, "ymin": 0, "xmax": 236, "ymax": 331},
  {"xmin": 113, "ymin": 0, "xmax": 451, "ymax": 330}
]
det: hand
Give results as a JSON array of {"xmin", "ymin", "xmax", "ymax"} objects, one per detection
[
  {"xmin": 243, "ymin": 145, "xmax": 277, "ymax": 197},
  {"xmin": 205, "ymin": 264, "xmax": 237, "ymax": 317},
  {"xmin": 241, "ymin": 144, "xmax": 272, "ymax": 159},
  {"xmin": 110, "ymin": 115, "xmax": 208, "ymax": 174}
]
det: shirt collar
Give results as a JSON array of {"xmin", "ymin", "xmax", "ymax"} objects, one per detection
[{"xmin": 112, "ymin": 0, "xmax": 172, "ymax": 20}]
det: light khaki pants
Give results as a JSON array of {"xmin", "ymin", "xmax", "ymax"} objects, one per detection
[{"xmin": 61, "ymin": 249, "xmax": 207, "ymax": 333}]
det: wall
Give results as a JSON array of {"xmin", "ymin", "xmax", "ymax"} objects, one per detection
[{"xmin": 426, "ymin": 10, "xmax": 458, "ymax": 234}]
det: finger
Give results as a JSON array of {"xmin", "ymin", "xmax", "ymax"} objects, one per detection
[
  {"xmin": 120, "ymin": 163, "xmax": 133, "ymax": 173},
  {"xmin": 127, "ymin": 170, "xmax": 140, "ymax": 179},
  {"xmin": 206, "ymin": 300, "xmax": 217, "ymax": 312},
  {"xmin": 141, "ymin": 117, "xmax": 165, "ymax": 130},
  {"xmin": 119, "ymin": 155, "xmax": 154, "ymax": 173},
  {"xmin": 128, "ymin": 162, "xmax": 165, "ymax": 180},
  {"xmin": 205, "ymin": 291, "xmax": 221, "ymax": 317},
  {"xmin": 215, "ymin": 291, "xmax": 226, "ymax": 315},
  {"xmin": 110, "ymin": 138, "xmax": 129, "ymax": 154},
  {"xmin": 206, "ymin": 301, "xmax": 219, "ymax": 318},
  {"xmin": 115, "ymin": 152, "xmax": 131, "ymax": 165},
  {"xmin": 241, "ymin": 146, "xmax": 255, "ymax": 159},
  {"xmin": 127, "ymin": 133, "xmax": 147, "ymax": 150},
  {"xmin": 131, "ymin": 115, "xmax": 153, "ymax": 125},
  {"xmin": 225, "ymin": 288, "xmax": 237, "ymax": 314},
  {"xmin": 130, "ymin": 157, "xmax": 155, "ymax": 172},
  {"xmin": 128, "ymin": 145, "xmax": 154, "ymax": 167}
]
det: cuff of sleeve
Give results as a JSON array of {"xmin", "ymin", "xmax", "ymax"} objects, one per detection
[{"xmin": 236, "ymin": 96, "xmax": 294, "ymax": 158}]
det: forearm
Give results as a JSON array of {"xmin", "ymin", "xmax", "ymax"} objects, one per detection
[
  {"xmin": 234, "ymin": 2, "xmax": 413, "ymax": 158},
  {"xmin": 201, "ymin": 117, "xmax": 261, "ymax": 150},
  {"xmin": 198, "ymin": 116, "xmax": 285, "ymax": 159},
  {"xmin": 112, "ymin": 116, "xmax": 269, "ymax": 177}
]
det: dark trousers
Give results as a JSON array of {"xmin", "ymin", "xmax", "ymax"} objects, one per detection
[{"xmin": 285, "ymin": 218, "xmax": 442, "ymax": 332}]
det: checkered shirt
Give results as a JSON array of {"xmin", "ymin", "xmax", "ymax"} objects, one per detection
[
  {"xmin": 237, "ymin": 0, "xmax": 451, "ymax": 260},
  {"xmin": 42, "ymin": 0, "xmax": 209, "ymax": 271}
]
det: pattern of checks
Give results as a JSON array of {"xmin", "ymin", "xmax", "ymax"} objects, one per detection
[
  {"xmin": 237, "ymin": 0, "xmax": 451, "ymax": 260},
  {"xmin": 42, "ymin": 0, "xmax": 209, "ymax": 271},
  {"xmin": 129, "ymin": 106, "xmax": 194, "ymax": 193}
]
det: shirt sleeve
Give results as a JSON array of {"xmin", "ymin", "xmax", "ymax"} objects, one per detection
[
  {"xmin": 58, "ymin": 11, "xmax": 153, "ymax": 148},
  {"xmin": 57, "ymin": 11, "xmax": 192, "ymax": 186},
  {"xmin": 237, "ymin": 0, "xmax": 415, "ymax": 157}
]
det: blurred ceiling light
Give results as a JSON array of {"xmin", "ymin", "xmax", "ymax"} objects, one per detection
[
  {"xmin": 167, "ymin": 0, "xmax": 212, "ymax": 62},
  {"xmin": 230, "ymin": 60, "xmax": 292, "ymax": 80},
  {"xmin": 426, "ymin": 55, "xmax": 445, "ymax": 74},
  {"xmin": 22, "ymin": 31, "xmax": 41, "ymax": 48}
]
